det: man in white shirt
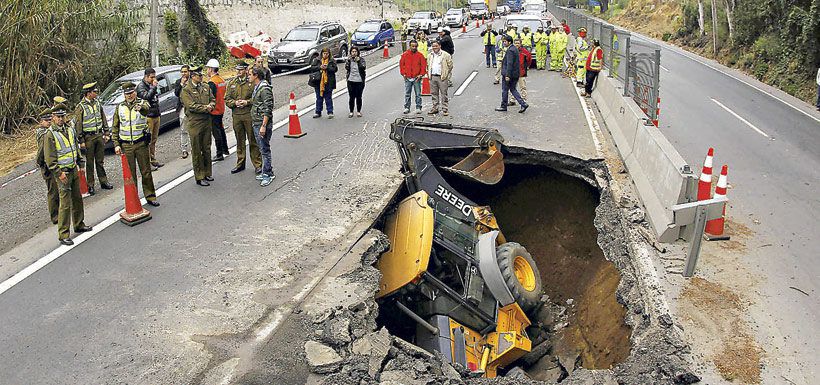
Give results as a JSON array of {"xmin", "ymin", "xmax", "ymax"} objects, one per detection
[{"xmin": 426, "ymin": 41, "xmax": 454, "ymax": 116}]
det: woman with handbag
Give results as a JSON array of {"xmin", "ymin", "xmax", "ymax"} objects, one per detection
[
  {"xmin": 345, "ymin": 46, "xmax": 367, "ymax": 118},
  {"xmin": 309, "ymin": 48, "xmax": 338, "ymax": 119}
]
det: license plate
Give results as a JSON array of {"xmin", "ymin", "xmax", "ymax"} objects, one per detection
[{"xmin": 277, "ymin": 59, "xmax": 287, "ymax": 63}]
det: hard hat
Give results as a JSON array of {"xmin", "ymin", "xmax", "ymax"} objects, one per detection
[
  {"xmin": 437, "ymin": 27, "xmax": 444, "ymax": 33},
  {"xmin": 205, "ymin": 58, "xmax": 220, "ymax": 68},
  {"xmin": 443, "ymin": 26, "xmax": 450, "ymax": 32},
  {"xmin": 578, "ymin": 27, "xmax": 587, "ymax": 32}
]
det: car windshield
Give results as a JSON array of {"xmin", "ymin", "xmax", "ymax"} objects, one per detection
[
  {"xmin": 507, "ymin": 19, "xmax": 543, "ymax": 31},
  {"xmin": 284, "ymin": 28, "xmax": 318, "ymax": 41},
  {"xmin": 470, "ymin": 3, "xmax": 487, "ymax": 9},
  {"xmin": 524, "ymin": 4, "xmax": 545, "ymax": 11},
  {"xmin": 446, "ymin": 9, "xmax": 461, "ymax": 14},
  {"xmin": 99, "ymin": 80, "xmax": 128, "ymax": 105},
  {"xmin": 412, "ymin": 12, "xmax": 431, "ymax": 19},
  {"xmin": 357, "ymin": 23, "xmax": 380, "ymax": 32}
]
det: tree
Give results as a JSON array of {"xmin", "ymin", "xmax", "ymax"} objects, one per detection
[{"xmin": 697, "ymin": 0, "xmax": 706, "ymax": 36}]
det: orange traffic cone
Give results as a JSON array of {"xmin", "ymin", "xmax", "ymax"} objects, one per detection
[
  {"xmin": 383, "ymin": 44, "xmax": 389, "ymax": 59},
  {"xmin": 482, "ymin": 16, "xmax": 486, "ymax": 25},
  {"xmin": 697, "ymin": 148, "xmax": 714, "ymax": 201},
  {"xmin": 462, "ymin": 23, "xmax": 467, "ymax": 33},
  {"xmin": 476, "ymin": 19, "xmax": 480, "ymax": 28},
  {"xmin": 118, "ymin": 154, "xmax": 151, "ymax": 226},
  {"xmin": 421, "ymin": 76, "xmax": 431, "ymax": 96},
  {"xmin": 78, "ymin": 168, "xmax": 90, "ymax": 198},
  {"xmin": 705, "ymin": 165, "xmax": 730, "ymax": 240},
  {"xmin": 284, "ymin": 92, "xmax": 306, "ymax": 138}
]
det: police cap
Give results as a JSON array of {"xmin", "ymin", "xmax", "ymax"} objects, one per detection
[
  {"xmin": 235, "ymin": 60, "xmax": 249, "ymax": 70},
  {"xmin": 39, "ymin": 107, "xmax": 53, "ymax": 119},
  {"xmin": 51, "ymin": 104, "xmax": 68, "ymax": 116},
  {"xmin": 53, "ymin": 96, "xmax": 67, "ymax": 104},
  {"xmin": 189, "ymin": 65, "xmax": 203, "ymax": 75},
  {"xmin": 82, "ymin": 82, "xmax": 98, "ymax": 92},
  {"xmin": 121, "ymin": 81, "xmax": 137, "ymax": 94}
]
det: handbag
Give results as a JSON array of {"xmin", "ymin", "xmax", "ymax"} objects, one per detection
[{"xmin": 308, "ymin": 70, "xmax": 321, "ymax": 88}]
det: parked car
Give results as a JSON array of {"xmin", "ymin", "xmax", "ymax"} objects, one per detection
[
  {"xmin": 407, "ymin": 11, "xmax": 443, "ymax": 34},
  {"xmin": 351, "ymin": 19, "xmax": 395, "ymax": 49},
  {"xmin": 468, "ymin": 0, "xmax": 489, "ymax": 19},
  {"xmin": 444, "ymin": 8, "xmax": 469, "ymax": 27},
  {"xmin": 268, "ymin": 21, "xmax": 348, "ymax": 73},
  {"xmin": 99, "ymin": 65, "xmax": 182, "ymax": 147}
]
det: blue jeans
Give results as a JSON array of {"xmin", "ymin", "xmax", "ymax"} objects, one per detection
[
  {"xmin": 485, "ymin": 45, "xmax": 497, "ymax": 67},
  {"xmin": 404, "ymin": 78, "xmax": 422, "ymax": 110},
  {"xmin": 314, "ymin": 88, "xmax": 333, "ymax": 115},
  {"xmin": 501, "ymin": 77, "xmax": 526, "ymax": 108},
  {"xmin": 816, "ymin": 84, "xmax": 820, "ymax": 108},
  {"xmin": 253, "ymin": 121, "xmax": 273, "ymax": 176}
]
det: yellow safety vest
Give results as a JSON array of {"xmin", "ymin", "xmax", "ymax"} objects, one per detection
[
  {"xmin": 507, "ymin": 30, "xmax": 518, "ymax": 40},
  {"xmin": 117, "ymin": 102, "xmax": 147, "ymax": 142},
  {"xmin": 589, "ymin": 47, "xmax": 603, "ymax": 71},
  {"xmin": 51, "ymin": 127, "xmax": 79, "ymax": 168},
  {"xmin": 483, "ymin": 31, "xmax": 497, "ymax": 46},
  {"xmin": 521, "ymin": 32, "xmax": 533, "ymax": 47},
  {"xmin": 80, "ymin": 100, "xmax": 103, "ymax": 133}
]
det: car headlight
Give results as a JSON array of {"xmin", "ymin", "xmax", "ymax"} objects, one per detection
[{"xmin": 295, "ymin": 49, "xmax": 307, "ymax": 57}]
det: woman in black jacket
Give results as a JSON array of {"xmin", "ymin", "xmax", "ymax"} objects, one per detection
[
  {"xmin": 310, "ymin": 48, "xmax": 338, "ymax": 119},
  {"xmin": 344, "ymin": 46, "xmax": 367, "ymax": 118}
]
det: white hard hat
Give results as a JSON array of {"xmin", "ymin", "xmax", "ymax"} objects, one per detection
[
  {"xmin": 437, "ymin": 27, "xmax": 443, "ymax": 32},
  {"xmin": 206, "ymin": 58, "xmax": 220, "ymax": 68},
  {"xmin": 443, "ymin": 26, "xmax": 450, "ymax": 31}
]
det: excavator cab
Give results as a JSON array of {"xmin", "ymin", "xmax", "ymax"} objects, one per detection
[{"xmin": 377, "ymin": 119, "xmax": 544, "ymax": 377}]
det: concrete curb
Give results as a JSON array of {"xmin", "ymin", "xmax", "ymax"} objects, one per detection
[{"xmin": 592, "ymin": 71, "xmax": 696, "ymax": 242}]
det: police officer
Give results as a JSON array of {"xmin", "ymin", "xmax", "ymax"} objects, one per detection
[
  {"xmin": 44, "ymin": 104, "xmax": 92, "ymax": 245},
  {"xmin": 181, "ymin": 65, "xmax": 216, "ymax": 186},
  {"xmin": 112, "ymin": 82, "xmax": 160, "ymax": 207},
  {"xmin": 74, "ymin": 82, "xmax": 113, "ymax": 195},
  {"xmin": 35, "ymin": 108, "xmax": 59, "ymax": 224},
  {"xmin": 225, "ymin": 59, "xmax": 262, "ymax": 175}
]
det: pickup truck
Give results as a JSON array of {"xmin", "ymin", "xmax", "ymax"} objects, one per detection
[{"xmin": 407, "ymin": 11, "xmax": 443, "ymax": 34}]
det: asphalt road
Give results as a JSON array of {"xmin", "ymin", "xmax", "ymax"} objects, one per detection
[
  {"xmin": 631, "ymin": 34, "xmax": 820, "ymax": 383},
  {"xmin": 0, "ymin": 24, "xmax": 596, "ymax": 384}
]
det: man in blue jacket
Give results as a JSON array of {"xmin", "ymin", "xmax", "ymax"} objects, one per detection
[{"xmin": 495, "ymin": 35, "xmax": 528, "ymax": 113}]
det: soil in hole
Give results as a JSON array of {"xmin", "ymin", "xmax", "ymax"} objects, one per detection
[{"xmin": 447, "ymin": 163, "xmax": 632, "ymax": 370}]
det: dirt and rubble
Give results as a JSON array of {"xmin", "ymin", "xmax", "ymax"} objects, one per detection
[{"xmin": 284, "ymin": 148, "xmax": 700, "ymax": 385}]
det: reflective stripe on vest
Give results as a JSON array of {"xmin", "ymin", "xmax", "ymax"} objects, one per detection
[
  {"xmin": 521, "ymin": 33, "xmax": 533, "ymax": 47},
  {"xmin": 483, "ymin": 32, "xmax": 496, "ymax": 46},
  {"xmin": 51, "ymin": 128, "xmax": 78, "ymax": 168},
  {"xmin": 118, "ymin": 103, "xmax": 147, "ymax": 142},
  {"xmin": 589, "ymin": 47, "xmax": 603, "ymax": 71},
  {"xmin": 80, "ymin": 101, "xmax": 102, "ymax": 132}
]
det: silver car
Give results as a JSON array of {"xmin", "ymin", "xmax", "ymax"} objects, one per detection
[{"xmin": 268, "ymin": 22, "xmax": 348, "ymax": 73}]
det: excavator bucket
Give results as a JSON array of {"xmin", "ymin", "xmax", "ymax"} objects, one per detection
[{"xmin": 444, "ymin": 147, "xmax": 505, "ymax": 185}]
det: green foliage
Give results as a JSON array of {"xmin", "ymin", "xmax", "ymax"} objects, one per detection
[
  {"xmin": 179, "ymin": 0, "xmax": 227, "ymax": 65},
  {"xmin": 0, "ymin": 0, "xmax": 146, "ymax": 133},
  {"xmin": 164, "ymin": 11, "xmax": 180, "ymax": 45}
]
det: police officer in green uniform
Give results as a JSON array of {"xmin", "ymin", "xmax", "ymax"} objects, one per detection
[
  {"xmin": 35, "ymin": 107, "xmax": 59, "ymax": 224},
  {"xmin": 44, "ymin": 104, "xmax": 92, "ymax": 245},
  {"xmin": 225, "ymin": 59, "xmax": 262, "ymax": 174},
  {"xmin": 74, "ymin": 82, "xmax": 113, "ymax": 195},
  {"xmin": 112, "ymin": 82, "xmax": 161, "ymax": 207},
  {"xmin": 180, "ymin": 65, "xmax": 216, "ymax": 186}
]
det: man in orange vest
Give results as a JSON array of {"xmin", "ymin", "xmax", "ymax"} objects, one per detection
[
  {"xmin": 582, "ymin": 39, "xmax": 604, "ymax": 97},
  {"xmin": 206, "ymin": 59, "xmax": 229, "ymax": 161}
]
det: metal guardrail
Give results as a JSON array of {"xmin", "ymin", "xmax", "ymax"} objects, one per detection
[{"xmin": 547, "ymin": 2, "xmax": 661, "ymax": 125}]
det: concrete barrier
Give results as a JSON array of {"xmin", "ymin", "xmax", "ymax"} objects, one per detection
[{"xmin": 593, "ymin": 71, "xmax": 697, "ymax": 242}]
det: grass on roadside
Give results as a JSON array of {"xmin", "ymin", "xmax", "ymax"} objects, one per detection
[{"xmin": 0, "ymin": 130, "xmax": 37, "ymax": 178}]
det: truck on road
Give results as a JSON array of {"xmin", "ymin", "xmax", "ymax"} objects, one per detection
[
  {"xmin": 469, "ymin": 0, "xmax": 489, "ymax": 19},
  {"xmin": 506, "ymin": 0, "xmax": 523, "ymax": 12}
]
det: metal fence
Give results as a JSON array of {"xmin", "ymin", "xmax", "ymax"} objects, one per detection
[{"xmin": 547, "ymin": 2, "xmax": 661, "ymax": 125}]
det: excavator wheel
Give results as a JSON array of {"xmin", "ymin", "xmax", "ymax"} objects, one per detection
[{"xmin": 496, "ymin": 242, "xmax": 542, "ymax": 313}]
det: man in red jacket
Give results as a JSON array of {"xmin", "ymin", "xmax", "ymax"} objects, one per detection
[
  {"xmin": 582, "ymin": 39, "xmax": 604, "ymax": 97},
  {"xmin": 561, "ymin": 19, "xmax": 571, "ymax": 34},
  {"xmin": 400, "ymin": 40, "xmax": 427, "ymax": 114},
  {"xmin": 515, "ymin": 38, "xmax": 532, "ymax": 103},
  {"xmin": 206, "ymin": 59, "xmax": 229, "ymax": 161}
]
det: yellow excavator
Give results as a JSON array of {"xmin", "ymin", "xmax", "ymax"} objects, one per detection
[{"xmin": 376, "ymin": 119, "xmax": 543, "ymax": 377}]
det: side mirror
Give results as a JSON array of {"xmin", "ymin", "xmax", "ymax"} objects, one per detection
[{"xmin": 280, "ymin": 37, "xmax": 283, "ymax": 42}]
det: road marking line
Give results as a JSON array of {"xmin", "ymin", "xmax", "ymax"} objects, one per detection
[
  {"xmin": 0, "ymin": 168, "xmax": 38, "ymax": 189},
  {"xmin": 255, "ymin": 310, "xmax": 285, "ymax": 342},
  {"xmin": 634, "ymin": 34, "xmax": 820, "ymax": 124},
  {"xmin": 711, "ymin": 98, "xmax": 771, "ymax": 139},
  {"xmin": 572, "ymin": 82, "xmax": 604, "ymax": 156},
  {"xmin": 454, "ymin": 70, "xmax": 478, "ymax": 96},
  {"xmin": 0, "ymin": 61, "xmax": 402, "ymax": 298},
  {"xmin": 660, "ymin": 65, "xmax": 670, "ymax": 72}
]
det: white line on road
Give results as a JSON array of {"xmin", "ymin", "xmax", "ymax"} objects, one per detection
[
  {"xmin": 454, "ymin": 70, "xmax": 478, "ymax": 96},
  {"xmin": 660, "ymin": 65, "xmax": 670, "ymax": 72},
  {"xmin": 573, "ymin": 83, "xmax": 603, "ymax": 156},
  {"xmin": 0, "ymin": 61, "xmax": 402, "ymax": 298},
  {"xmin": 0, "ymin": 168, "xmax": 37, "ymax": 189},
  {"xmin": 711, "ymin": 98, "xmax": 771, "ymax": 139},
  {"xmin": 635, "ymin": 34, "xmax": 820, "ymax": 124}
]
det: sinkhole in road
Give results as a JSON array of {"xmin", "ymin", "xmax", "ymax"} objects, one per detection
[{"xmin": 373, "ymin": 149, "xmax": 632, "ymax": 379}]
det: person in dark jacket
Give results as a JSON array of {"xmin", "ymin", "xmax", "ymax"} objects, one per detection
[
  {"xmin": 250, "ymin": 67, "xmax": 275, "ymax": 186},
  {"xmin": 255, "ymin": 56, "xmax": 273, "ymax": 84},
  {"xmin": 135, "ymin": 67, "xmax": 163, "ymax": 169},
  {"xmin": 496, "ymin": 36, "xmax": 528, "ymax": 113},
  {"xmin": 173, "ymin": 65, "xmax": 190, "ymax": 159},
  {"xmin": 310, "ymin": 48, "xmax": 338, "ymax": 119},
  {"xmin": 345, "ymin": 46, "xmax": 367, "ymax": 118},
  {"xmin": 437, "ymin": 27, "xmax": 455, "ymax": 55}
]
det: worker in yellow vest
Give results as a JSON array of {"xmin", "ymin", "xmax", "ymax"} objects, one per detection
[
  {"xmin": 548, "ymin": 25, "xmax": 563, "ymax": 70},
  {"xmin": 112, "ymin": 81, "xmax": 160, "ymax": 206},
  {"xmin": 481, "ymin": 24, "xmax": 499, "ymax": 68},
  {"xmin": 520, "ymin": 26, "xmax": 534, "ymax": 53},
  {"xmin": 43, "ymin": 104, "xmax": 92, "ymax": 245},
  {"xmin": 582, "ymin": 40, "xmax": 604, "ymax": 97},
  {"xmin": 533, "ymin": 27, "xmax": 549, "ymax": 70},
  {"xmin": 575, "ymin": 28, "xmax": 591, "ymax": 86},
  {"xmin": 74, "ymin": 82, "xmax": 113, "ymax": 195},
  {"xmin": 506, "ymin": 25, "xmax": 518, "ymax": 41}
]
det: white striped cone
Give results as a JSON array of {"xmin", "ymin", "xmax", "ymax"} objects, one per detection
[
  {"xmin": 697, "ymin": 147, "xmax": 714, "ymax": 201},
  {"xmin": 705, "ymin": 165, "xmax": 730, "ymax": 240},
  {"xmin": 284, "ymin": 92, "xmax": 306, "ymax": 138}
]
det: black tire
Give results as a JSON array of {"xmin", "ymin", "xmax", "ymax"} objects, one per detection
[
  {"xmin": 269, "ymin": 66, "xmax": 281, "ymax": 74},
  {"xmin": 496, "ymin": 242, "xmax": 542, "ymax": 313},
  {"xmin": 338, "ymin": 44, "xmax": 348, "ymax": 59}
]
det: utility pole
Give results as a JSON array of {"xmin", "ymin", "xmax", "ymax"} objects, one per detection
[
  {"xmin": 710, "ymin": 0, "xmax": 719, "ymax": 54},
  {"xmin": 149, "ymin": 0, "xmax": 159, "ymax": 68},
  {"xmin": 381, "ymin": 0, "xmax": 385, "ymax": 19}
]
